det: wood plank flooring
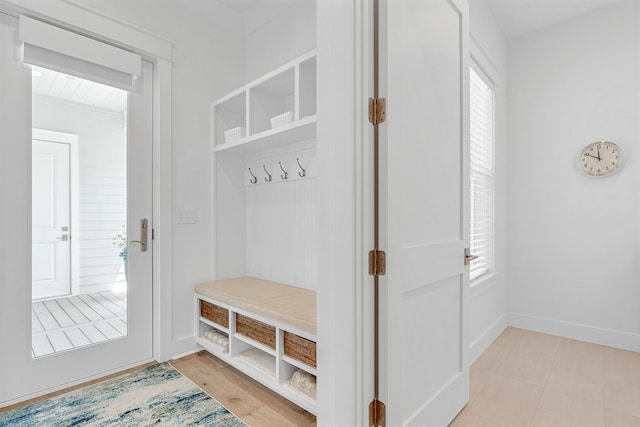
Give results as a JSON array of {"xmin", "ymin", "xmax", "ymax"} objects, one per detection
[
  {"xmin": 7, "ymin": 326, "xmax": 639, "ymax": 426},
  {"xmin": 32, "ymin": 291, "xmax": 127, "ymax": 357},
  {"xmin": 170, "ymin": 351, "xmax": 317, "ymax": 427}
]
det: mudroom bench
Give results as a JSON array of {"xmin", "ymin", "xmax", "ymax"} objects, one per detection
[{"xmin": 195, "ymin": 277, "xmax": 317, "ymax": 414}]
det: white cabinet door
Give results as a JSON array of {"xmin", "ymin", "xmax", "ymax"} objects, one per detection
[
  {"xmin": 379, "ymin": 0, "xmax": 470, "ymax": 425},
  {"xmin": 32, "ymin": 140, "xmax": 71, "ymax": 300}
]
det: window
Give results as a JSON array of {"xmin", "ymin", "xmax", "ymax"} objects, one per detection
[{"xmin": 469, "ymin": 65, "xmax": 495, "ymax": 282}]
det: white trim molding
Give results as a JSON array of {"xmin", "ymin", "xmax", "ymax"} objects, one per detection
[
  {"xmin": 0, "ymin": 0, "xmax": 172, "ymax": 60},
  {"xmin": 509, "ymin": 312, "xmax": 640, "ymax": 353}
]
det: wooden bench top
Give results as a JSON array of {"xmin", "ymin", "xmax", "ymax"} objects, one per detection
[{"xmin": 195, "ymin": 277, "xmax": 317, "ymax": 335}]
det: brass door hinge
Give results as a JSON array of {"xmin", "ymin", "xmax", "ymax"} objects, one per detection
[
  {"xmin": 369, "ymin": 399, "xmax": 386, "ymax": 427},
  {"xmin": 369, "ymin": 97, "xmax": 386, "ymax": 125},
  {"xmin": 369, "ymin": 249, "xmax": 386, "ymax": 276}
]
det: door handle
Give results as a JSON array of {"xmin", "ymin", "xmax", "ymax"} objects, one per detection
[
  {"xmin": 56, "ymin": 234, "xmax": 69, "ymax": 241},
  {"xmin": 129, "ymin": 218, "xmax": 148, "ymax": 252},
  {"xmin": 464, "ymin": 247, "xmax": 478, "ymax": 265}
]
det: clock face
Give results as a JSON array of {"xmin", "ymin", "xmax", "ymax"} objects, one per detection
[{"xmin": 578, "ymin": 141, "xmax": 623, "ymax": 177}]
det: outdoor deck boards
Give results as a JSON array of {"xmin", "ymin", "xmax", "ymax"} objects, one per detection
[{"xmin": 32, "ymin": 291, "xmax": 127, "ymax": 358}]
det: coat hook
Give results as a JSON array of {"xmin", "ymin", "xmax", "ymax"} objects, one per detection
[
  {"xmin": 279, "ymin": 161, "xmax": 288, "ymax": 180},
  {"xmin": 263, "ymin": 164, "xmax": 272, "ymax": 182},
  {"xmin": 248, "ymin": 167, "xmax": 258, "ymax": 184},
  {"xmin": 296, "ymin": 158, "xmax": 306, "ymax": 177}
]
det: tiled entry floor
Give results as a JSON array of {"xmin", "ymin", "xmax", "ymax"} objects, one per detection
[
  {"xmin": 450, "ymin": 327, "xmax": 640, "ymax": 427},
  {"xmin": 32, "ymin": 291, "xmax": 127, "ymax": 358}
]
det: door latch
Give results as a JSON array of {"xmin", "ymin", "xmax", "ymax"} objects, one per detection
[
  {"xmin": 464, "ymin": 247, "xmax": 478, "ymax": 265},
  {"xmin": 129, "ymin": 218, "xmax": 148, "ymax": 252}
]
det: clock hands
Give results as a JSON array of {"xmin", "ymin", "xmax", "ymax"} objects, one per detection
[
  {"xmin": 596, "ymin": 145, "xmax": 602, "ymax": 161},
  {"xmin": 584, "ymin": 153, "xmax": 601, "ymax": 161}
]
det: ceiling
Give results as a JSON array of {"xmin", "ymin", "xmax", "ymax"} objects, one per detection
[
  {"xmin": 482, "ymin": 0, "xmax": 625, "ymax": 39},
  {"xmin": 31, "ymin": 66, "xmax": 127, "ymax": 113}
]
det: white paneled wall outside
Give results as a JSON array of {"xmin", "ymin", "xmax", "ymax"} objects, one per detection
[{"xmin": 33, "ymin": 94, "xmax": 127, "ymax": 295}]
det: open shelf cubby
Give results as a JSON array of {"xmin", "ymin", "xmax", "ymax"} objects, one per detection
[{"xmin": 211, "ymin": 50, "xmax": 317, "ymax": 153}]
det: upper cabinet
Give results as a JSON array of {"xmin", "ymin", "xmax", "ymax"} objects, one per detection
[{"xmin": 212, "ymin": 51, "xmax": 317, "ymax": 154}]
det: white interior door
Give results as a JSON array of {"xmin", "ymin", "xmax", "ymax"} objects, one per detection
[
  {"xmin": 378, "ymin": 0, "xmax": 470, "ymax": 425},
  {"xmin": 0, "ymin": 12, "xmax": 154, "ymax": 405},
  {"xmin": 32, "ymin": 140, "xmax": 71, "ymax": 300}
]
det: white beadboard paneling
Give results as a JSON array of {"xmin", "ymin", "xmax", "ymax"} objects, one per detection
[
  {"xmin": 79, "ymin": 264, "xmax": 122, "ymax": 276},
  {"xmin": 246, "ymin": 178, "xmax": 316, "ymax": 290},
  {"xmin": 79, "ymin": 194, "xmax": 126, "ymax": 205},
  {"xmin": 79, "ymin": 204, "xmax": 126, "ymax": 214},
  {"xmin": 32, "ymin": 66, "xmax": 127, "ymax": 113},
  {"xmin": 78, "ymin": 167, "xmax": 127, "ymax": 179},
  {"xmin": 79, "ymin": 257, "xmax": 121, "ymax": 267}
]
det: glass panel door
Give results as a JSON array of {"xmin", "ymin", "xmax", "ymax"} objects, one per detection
[{"xmin": 31, "ymin": 66, "xmax": 130, "ymax": 358}]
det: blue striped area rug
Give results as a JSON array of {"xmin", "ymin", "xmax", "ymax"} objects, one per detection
[{"xmin": 0, "ymin": 363, "xmax": 246, "ymax": 426}]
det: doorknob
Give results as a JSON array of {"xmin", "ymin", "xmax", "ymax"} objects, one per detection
[
  {"xmin": 129, "ymin": 218, "xmax": 148, "ymax": 252},
  {"xmin": 464, "ymin": 247, "xmax": 478, "ymax": 265},
  {"xmin": 56, "ymin": 234, "xmax": 69, "ymax": 241}
]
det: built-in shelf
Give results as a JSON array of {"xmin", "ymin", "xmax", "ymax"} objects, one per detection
[
  {"xmin": 207, "ymin": 45, "xmax": 318, "ymax": 418},
  {"xmin": 282, "ymin": 355, "xmax": 317, "ymax": 376},
  {"xmin": 199, "ymin": 316, "xmax": 229, "ymax": 334},
  {"xmin": 195, "ymin": 281, "xmax": 317, "ymax": 415},
  {"xmin": 236, "ymin": 348, "xmax": 276, "ymax": 379},
  {"xmin": 234, "ymin": 333, "xmax": 277, "ymax": 356},
  {"xmin": 212, "ymin": 50, "xmax": 317, "ymax": 151},
  {"xmin": 213, "ymin": 115, "xmax": 316, "ymax": 154}
]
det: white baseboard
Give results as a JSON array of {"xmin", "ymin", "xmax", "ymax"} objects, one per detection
[
  {"xmin": 169, "ymin": 336, "xmax": 199, "ymax": 361},
  {"xmin": 171, "ymin": 347, "xmax": 201, "ymax": 361},
  {"xmin": 508, "ymin": 312, "xmax": 640, "ymax": 352},
  {"xmin": 469, "ymin": 313, "xmax": 508, "ymax": 362}
]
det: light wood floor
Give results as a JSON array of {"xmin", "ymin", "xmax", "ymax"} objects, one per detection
[
  {"xmin": 4, "ymin": 327, "xmax": 639, "ymax": 426},
  {"xmin": 32, "ymin": 291, "xmax": 127, "ymax": 357},
  {"xmin": 450, "ymin": 327, "xmax": 640, "ymax": 427},
  {"xmin": 170, "ymin": 351, "xmax": 316, "ymax": 427}
]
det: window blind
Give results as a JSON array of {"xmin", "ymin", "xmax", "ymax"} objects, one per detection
[
  {"xmin": 470, "ymin": 66, "xmax": 494, "ymax": 282},
  {"xmin": 19, "ymin": 16, "xmax": 141, "ymax": 92}
]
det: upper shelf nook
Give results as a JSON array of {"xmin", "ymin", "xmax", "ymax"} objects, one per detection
[{"xmin": 212, "ymin": 51, "xmax": 317, "ymax": 154}]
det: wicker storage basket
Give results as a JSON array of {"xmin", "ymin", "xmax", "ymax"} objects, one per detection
[
  {"xmin": 200, "ymin": 300, "xmax": 229, "ymax": 328},
  {"xmin": 236, "ymin": 314, "xmax": 276, "ymax": 350},
  {"xmin": 284, "ymin": 331, "xmax": 317, "ymax": 368}
]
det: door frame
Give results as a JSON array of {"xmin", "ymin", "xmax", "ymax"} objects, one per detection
[
  {"xmin": 32, "ymin": 128, "xmax": 80, "ymax": 297},
  {"xmin": 315, "ymin": 0, "xmax": 373, "ymax": 425},
  {"xmin": 0, "ymin": 3, "xmax": 174, "ymax": 407}
]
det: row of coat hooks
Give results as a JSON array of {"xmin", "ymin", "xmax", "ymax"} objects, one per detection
[{"xmin": 248, "ymin": 158, "xmax": 306, "ymax": 184}]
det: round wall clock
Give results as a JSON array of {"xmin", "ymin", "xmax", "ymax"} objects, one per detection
[{"xmin": 578, "ymin": 141, "xmax": 623, "ymax": 177}]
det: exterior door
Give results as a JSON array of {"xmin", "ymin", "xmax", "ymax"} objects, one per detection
[
  {"xmin": 0, "ymin": 12, "xmax": 153, "ymax": 406},
  {"xmin": 378, "ymin": 0, "xmax": 470, "ymax": 425},
  {"xmin": 31, "ymin": 139, "xmax": 71, "ymax": 300}
]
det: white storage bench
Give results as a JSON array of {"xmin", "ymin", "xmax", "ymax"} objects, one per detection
[{"xmin": 195, "ymin": 277, "xmax": 317, "ymax": 414}]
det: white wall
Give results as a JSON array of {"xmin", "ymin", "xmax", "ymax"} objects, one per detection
[
  {"xmin": 467, "ymin": 0, "xmax": 509, "ymax": 362},
  {"xmin": 244, "ymin": 0, "xmax": 316, "ymax": 81},
  {"xmin": 70, "ymin": 0, "xmax": 247, "ymax": 356},
  {"xmin": 507, "ymin": 0, "xmax": 640, "ymax": 351},
  {"xmin": 33, "ymin": 95, "xmax": 127, "ymax": 295}
]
